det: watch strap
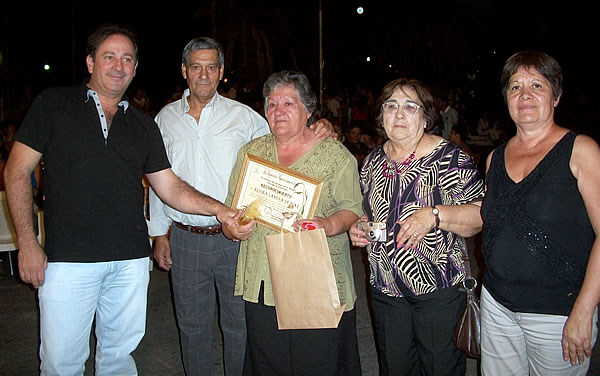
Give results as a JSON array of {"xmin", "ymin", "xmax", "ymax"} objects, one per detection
[{"xmin": 432, "ymin": 206, "xmax": 440, "ymax": 227}]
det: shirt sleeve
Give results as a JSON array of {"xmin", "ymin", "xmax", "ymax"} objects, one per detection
[
  {"xmin": 225, "ymin": 145, "xmax": 248, "ymax": 208},
  {"xmin": 331, "ymin": 153, "xmax": 363, "ymax": 217},
  {"xmin": 439, "ymin": 146, "xmax": 485, "ymax": 205},
  {"xmin": 250, "ymin": 111, "xmax": 270, "ymax": 140},
  {"xmin": 147, "ymin": 186, "xmax": 172, "ymax": 237},
  {"xmin": 146, "ymin": 112, "xmax": 173, "ymax": 236},
  {"xmin": 15, "ymin": 90, "xmax": 53, "ymax": 153},
  {"xmin": 142, "ymin": 119, "xmax": 171, "ymax": 174}
]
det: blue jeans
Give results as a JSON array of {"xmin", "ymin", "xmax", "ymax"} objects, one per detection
[{"xmin": 38, "ymin": 257, "xmax": 150, "ymax": 376}]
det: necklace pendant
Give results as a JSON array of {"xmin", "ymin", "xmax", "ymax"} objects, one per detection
[
  {"xmin": 382, "ymin": 160, "xmax": 397, "ymax": 179},
  {"xmin": 382, "ymin": 150, "xmax": 416, "ymax": 179}
]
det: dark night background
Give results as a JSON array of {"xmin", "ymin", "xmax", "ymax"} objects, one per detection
[{"xmin": 1, "ymin": 1, "xmax": 598, "ymax": 138}]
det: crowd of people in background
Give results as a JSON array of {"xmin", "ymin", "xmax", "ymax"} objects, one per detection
[
  {"xmin": 317, "ymin": 84, "xmax": 510, "ymax": 173},
  {"xmin": 134, "ymin": 79, "xmax": 510, "ymax": 173},
  {"xmin": 121, "ymin": 79, "xmax": 513, "ymax": 151}
]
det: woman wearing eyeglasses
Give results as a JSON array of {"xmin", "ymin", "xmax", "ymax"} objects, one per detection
[{"xmin": 349, "ymin": 78, "xmax": 485, "ymax": 375}]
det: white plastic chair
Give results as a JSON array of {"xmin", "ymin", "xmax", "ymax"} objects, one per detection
[{"xmin": 0, "ymin": 191, "xmax": 43, "ymax": 276}]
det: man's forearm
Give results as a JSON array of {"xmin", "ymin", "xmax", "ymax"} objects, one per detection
[
  {"xmin": 5, "ymin": 170, "xmax": 38, "ymax": 245},
  {"xmin": 168, "ymin": 179, "xmax": 224, "ymax": 216},
  {"xmin": 147, "ymin": 169, "xmax": 236, "ymax": 227}
]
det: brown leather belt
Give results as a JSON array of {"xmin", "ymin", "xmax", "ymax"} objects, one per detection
[{"xmin": 173, "ymin": 221, "xmax": 222, "ymax": 236}]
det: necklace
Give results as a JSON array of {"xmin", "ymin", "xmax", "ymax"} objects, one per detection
[{"xmin": 382, "ymin": 142, "xmax": 418, "ymax": 179}]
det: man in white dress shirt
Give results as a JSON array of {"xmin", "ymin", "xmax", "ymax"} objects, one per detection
[
  {"xmin": 148, "ymin": 37, "xmax": 333, "ymax": 375},
  {"xmin": 440, "ymin": 98, "xmax": 459, "ymax": 139}
]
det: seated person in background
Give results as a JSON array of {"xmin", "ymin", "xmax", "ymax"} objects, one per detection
[
  {"xmin": 361, "ymin": 133, "xmax": 376, "ymax": 150},
  {"xmin": 343, "ymin": 123, "xmax": 371, "ymax": 168},
  {"xmin": 449, "ymin": 123, "xmax": 479, "ymax": 166}
]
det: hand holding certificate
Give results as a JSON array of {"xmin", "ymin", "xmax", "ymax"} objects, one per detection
[{"xmin": 231, "ymin": 154, "xmax": 322, "ymax": 232}]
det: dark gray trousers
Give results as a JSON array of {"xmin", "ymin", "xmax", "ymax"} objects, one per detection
[{"xmin": 170, "ymin": 224, "xmax": 246, "ymax": 376}]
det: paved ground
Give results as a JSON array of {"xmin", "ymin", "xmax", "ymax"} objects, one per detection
[{"xmin": 1, "ymin": 235, "xmax": 597, "ymax": 375}]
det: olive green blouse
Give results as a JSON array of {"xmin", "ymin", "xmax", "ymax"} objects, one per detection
[{"xmin": 225, "ymin": 134, "xmax": 363, "ymax": 311}]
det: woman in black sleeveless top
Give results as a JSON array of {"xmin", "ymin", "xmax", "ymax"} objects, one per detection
[{"xmin": 480, "ymin": 51, "xmax": 600, "ymax": 375}]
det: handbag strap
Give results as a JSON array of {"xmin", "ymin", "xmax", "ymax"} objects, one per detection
[{"xmin": 457, "ymin": 237, "xmax": 477, "ymax": 293}]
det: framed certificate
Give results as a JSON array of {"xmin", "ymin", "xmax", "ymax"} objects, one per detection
[{"xmin": 231, "ymin": 153, "xmax": 323, "ymax": 232}]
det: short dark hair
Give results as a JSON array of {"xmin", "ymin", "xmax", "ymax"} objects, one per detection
[
  {"xmin": 182, "ymin": 37, "xmax": 225, "ymax": 67},
  {"xmin": 376, "ymin": 78, "xmax": 438, "ymax": 132},
  {"xmin": 87, "ymin": 24, "xmax": 139, "ymax": 61},
  {"xmin": 263, "ymin": 71, "xmax": 319, "ymax": 126},
  {"xmin": 500, "ymin": 50, "xmax": 563, "ymax": 102}
]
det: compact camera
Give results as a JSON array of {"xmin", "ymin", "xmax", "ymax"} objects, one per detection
[{"xmin": 357, "ymin": 221, "xmax": 387, "ymax": 242}]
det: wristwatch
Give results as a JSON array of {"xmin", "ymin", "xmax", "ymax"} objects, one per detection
[{"xmin": 432, "ymin": 206, "xmax": 440, "ymax": 227}]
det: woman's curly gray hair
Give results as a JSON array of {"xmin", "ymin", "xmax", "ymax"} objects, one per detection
[{"xmin": 263, "ymin": 71, "xmax": 319, "ymax": 126}]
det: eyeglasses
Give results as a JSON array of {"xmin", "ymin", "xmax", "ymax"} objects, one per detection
[{"xmin": 382, "ymin": 101, "xmax": 423, "ymax": 115}]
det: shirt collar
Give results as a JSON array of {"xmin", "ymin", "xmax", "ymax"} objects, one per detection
[
  {"xmin": 85, "ymin": 88, "xmax": 130, "ymax": 113},
  {"xmin": 181, "ymin": 88, "xmax": 220, "ymax": 115}
]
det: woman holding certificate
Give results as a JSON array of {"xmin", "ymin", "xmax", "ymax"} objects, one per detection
[
  {"xmin": 348, "ymin": 78, "xmax": 485, "ymax": 375},
  {"xmin": 223, "ymin": 70, "xmax": 363, "ymax": 375}
]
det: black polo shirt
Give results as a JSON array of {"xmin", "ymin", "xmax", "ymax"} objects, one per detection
[{"xmin": 16, "ymin": 85, "xmax": 171, "ymax": 262}]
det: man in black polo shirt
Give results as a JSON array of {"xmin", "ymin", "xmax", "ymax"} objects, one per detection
[{"xmin": 3, "ymin": 24, "xmax": 238, "ymax": 375}]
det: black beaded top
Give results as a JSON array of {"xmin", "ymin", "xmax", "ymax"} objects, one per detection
[{"xmin": 481, "ymin": 131, "xmax": 594, "ymax": 315}]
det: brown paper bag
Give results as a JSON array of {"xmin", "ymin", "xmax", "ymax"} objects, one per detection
[{"xmin": 265, "ymin": 228, "xmax": 346, "ymax": 329}]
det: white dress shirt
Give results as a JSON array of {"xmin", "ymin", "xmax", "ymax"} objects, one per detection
[
  {"xmin": 147, "ymin": 89, "xmax": 269, "ymax": 236},
  {"xmin": 440, "ymin": 105, "xmax": 459, "ymax": 139}
]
